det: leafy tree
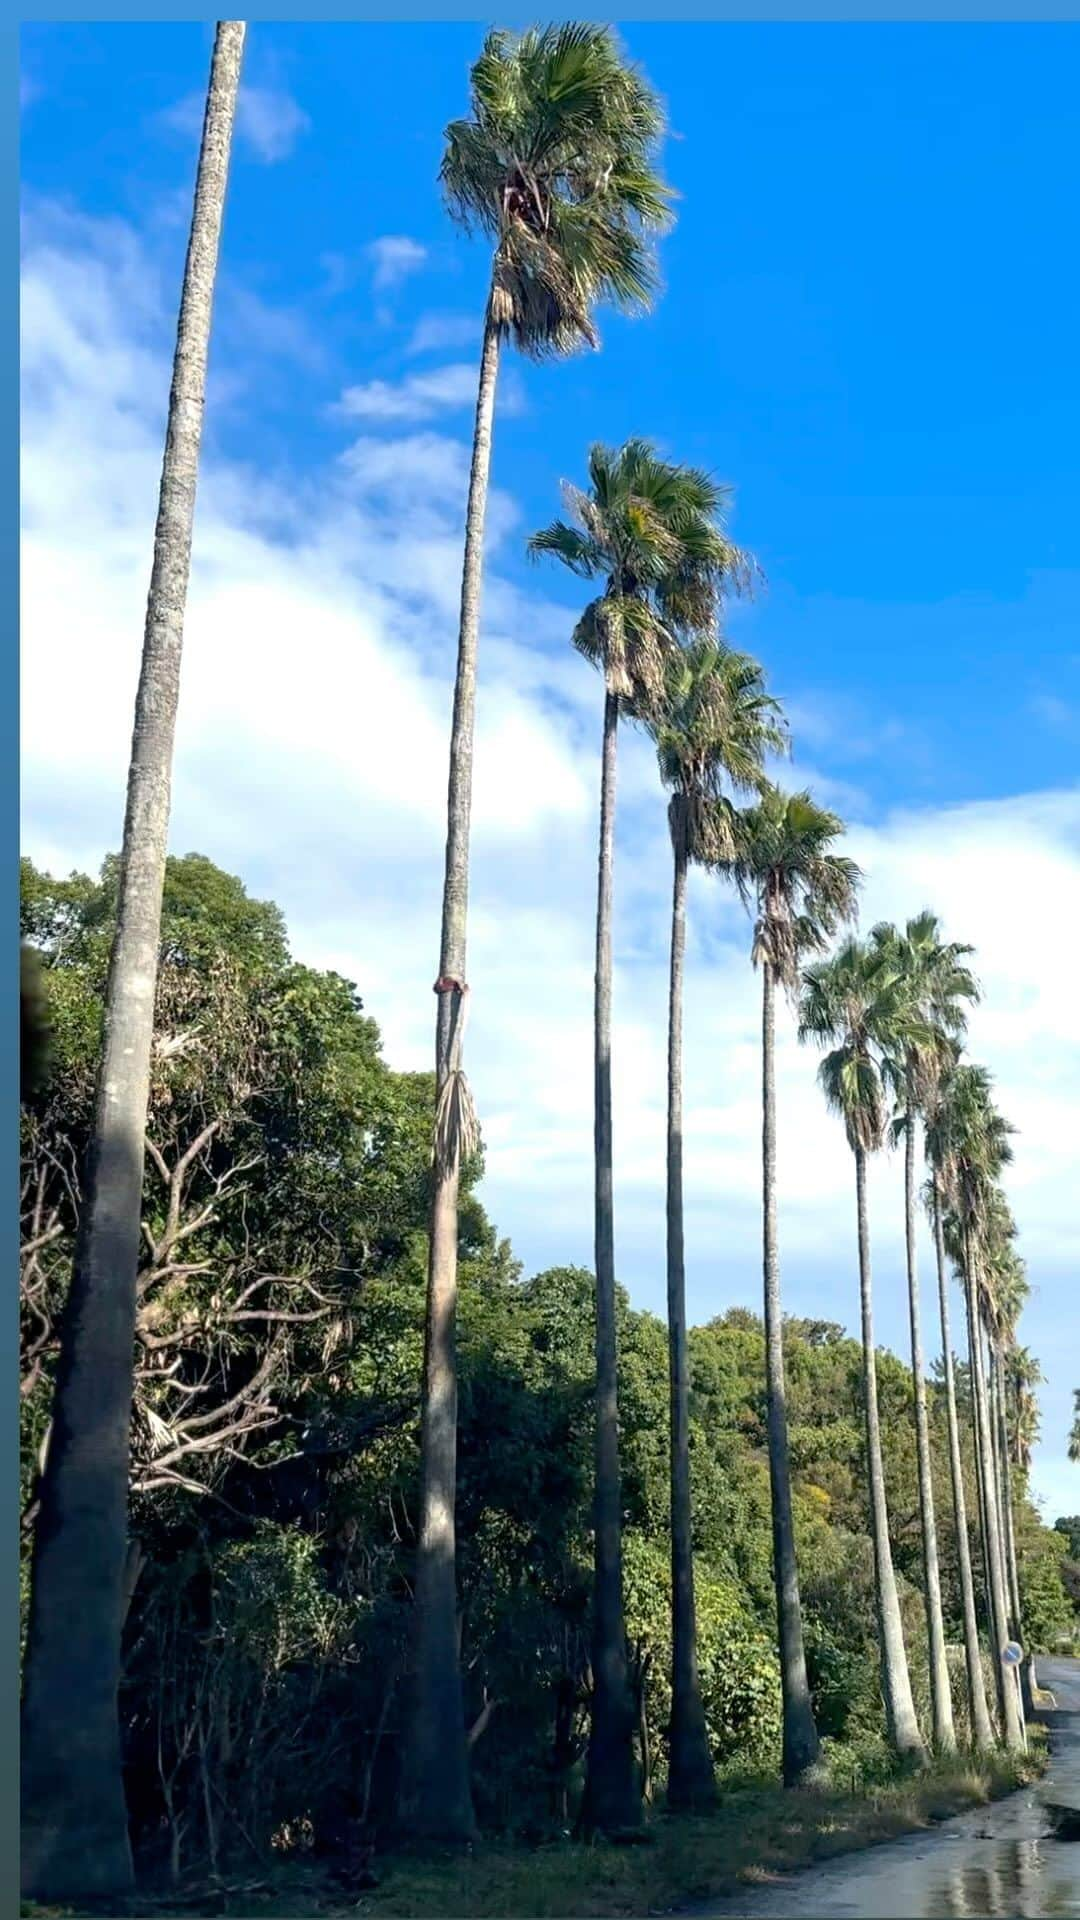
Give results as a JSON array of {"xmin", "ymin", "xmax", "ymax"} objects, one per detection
[
  {"xmin": 1055, "ymin": 1516, "xmax": 1080, "ymax": 1562},
  {"xmin": 531, "ymin": 440, "xmax": 751, "ymax": 1831},
  {"xmin": 649, "ymin": 643, "xmax": 784, "ymax": 1807},
  {"xmin": 408, "ymin": 27, "xmax": 673, "ymax": 1844},
  {"xmin": 798, "ymin": 938, "xmax": 925, "ymax": 1761},
  {"xmin": 722, "ymin": 789, "xmax": 858, "ymax": 1782},
  {"xmin": 20, "ymin": 31, "xmax": 246, "ymax": 1904}
]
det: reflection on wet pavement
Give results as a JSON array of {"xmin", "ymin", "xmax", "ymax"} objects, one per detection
[{"xmin": 702, "ymin": 1660, "xmax": 1080, "ymax": 1918}]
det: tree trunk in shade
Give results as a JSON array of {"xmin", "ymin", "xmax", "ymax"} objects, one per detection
[
  {"xmin": 932, "ymin": 1181, "xmax": 993, "ymax": 1751},
  {"xmin": 902, "ymin": 1069, "xmax": 955, "ymax": 1751},
  {"xmin": 855, "ymin": 1146, "xmax": 925, "ymax": 1761},
  {"xmin": 582, "ymin": 689, "xmax": 640, "ymax": 1835},
  {"xmin": 664, "ymin": 829, "xmax": 717, "ymax": 1809},
  {"xmin": 20, "ymin": 25, "xmax": 245, "ymax": 1901},
  {"xmin": 401, "ymin": 310, "xmax": 502, "ymax": 1846},
  {"xmin": 762, "ymin": 960, "xmax": 820, "ymax": 1784},
  {"xmin": 963, "ymin": 1247, "xmax": 1024, "ymax": 1751}
]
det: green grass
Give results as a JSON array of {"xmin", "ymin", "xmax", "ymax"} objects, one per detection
[
  {"xmin": 20, "ymin": 1742, "xmax": 1046, "ymax": 1920},
  {"xmin": 345, "ymin": 1748, "xmax": 1041, "ymax": 1919}
]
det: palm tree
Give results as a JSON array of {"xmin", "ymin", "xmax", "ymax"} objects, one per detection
[
  {"xmin": 722, "ymin": 789, "xmax": 858, "ymax": 1782},
  {"xmin": 923, "ymin": 1079, "xmax": 994, "ymax": 1751},
  {"xmin": 531, "ymin": 441, "xmax": 747, "ymax": 1831},
  {"xmin": 873, "ymin": 912, "xmax": 977, "ymax": 1754},
  {"xmin": 406, "ymin": 28, "xmax": 672, "ymax": 1842},
  {"xmin": 20, "ymin": 25, "xmax": 246, "ymax": 1901},
  {"xmin": 937, "ymin": 1066, "xmax": 1025, "ymax": 1751},
  {"xmin": 985, "ymin": 1241, "xmax": 1028, "ymax": 1632},
  {"xmin": 650, "ymin": 645, "xmax": 785, "ymax": 1807},
  {"xmin": 798, "ymin": 938, "xmax": 926, "ymax": 1761}
]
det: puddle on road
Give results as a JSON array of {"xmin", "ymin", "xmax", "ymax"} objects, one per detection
[
  {"xmin": 922, "ymin": 1838, "xmax": 1078, "ymax": 1918},
  {"xmin": 704, "ymin": 1665, "xmax": 1080, "ymax": 1919},
  {"xmin": 705, "ymin": 1826, "xmax": 1080, "ymax": 1919},
  {"xmin": 703, "ymin": 1788, "xmax": 1080, "ymax": 1918}
]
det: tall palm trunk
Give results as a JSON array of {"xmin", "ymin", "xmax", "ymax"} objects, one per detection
[
  {"xmin": 985, "ymin": 1339, "xmax": 1015, "ymax": 1687},
  {"xmin": 584, "ymin": 688, "xmax": 640, "ymax": 1834},
  {"xmin": 962, "ymin": 1244, "xmax": 1024, "ymax": 1750},
  {"xmin": 20, "ymin": 26, "xmax": 245, "ymax": 1900},
  {"xmin": 986, "ymin": 1346, "xmax": 1027, "ymax": 1738},
  {"xmin": 991, "ymin": 1347, "xmax": 1022, "ymax": 1629},
  {"xmin": 903, "ymin": 1070, "xmax": 955, "ymax": 1751},
  {"xmin": 932, "ymin": 1181, "xmax": 993, "ymax": 1751},
  {"xmin": 854, "ymin": 1146, "xmax": 924, "ymax": 1759},
  {"xmin": 968, "ymin": 1327, "xmax": 999, "ymax": 1723},
  {"xmin": 403, "ymin": 309, "xmax": 501, "ymax": 1844},
  {"xmin": 664, "ymin": 825, "xmax": 716, "ymax": 1810},
  {"xmin": 993, "ymin": 1349, "xmax": 1035, "ymax": 1719},
  {"xmin": 762, "ymin": 959, "xmax": 820, "ymax": 1784}
]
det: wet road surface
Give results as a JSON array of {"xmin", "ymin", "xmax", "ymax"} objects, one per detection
[{"xmin": 702, "ymin": 1659, "xmax": 1080, "ymax": 1918}]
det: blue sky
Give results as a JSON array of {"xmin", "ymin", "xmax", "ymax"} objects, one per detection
[{"xmin": 19, "ymin": 23, "xmax": 1079, "ymax": 1513}]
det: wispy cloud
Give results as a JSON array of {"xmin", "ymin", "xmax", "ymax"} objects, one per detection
[
  {"xmin": 367, "ymin": 235, "xmax": 427, "ymax": 292},
  {"xmin": 217, "ymin": 281, "xmax": 326, "ymax": 374},
  {"xmin": 335, "ymin": 361, "xmax": 527, "ymax": 425},
  {"xmin": 407, "ymin": 311, "xmax": 480, "ymax": 357},
  {"xmin": 335, "ymin": 363, "xmax": 478, "ymax": 423},
  {"xmin": 237, "ymin": 84, "xmax": 309, "ymax": 163},
  {"xmin": 159, "ymin": 83, "xmax": 309, "ymax": 164},
  {"xmin": 1029, "ymin": 692, "xmax": 1077, "ymax": 737}
]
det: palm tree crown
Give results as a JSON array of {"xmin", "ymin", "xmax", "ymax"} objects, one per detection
[
  {"xmin": 441, "ymin": 25, "xmax": 672, "ymax": 358},
  {"xmin": 529, "ymin": 439, "xmax": 753, "ymax": 708},
  {"xmin": 652, "ymin": 641, "xmax": 786, "ymax": 863},
  {"xmin": 798, "ymin": 937, "xmax": 912, "ymax": 1154},
  {"xmin": 871, "ymin": 911, "xmax": 979, "ymax": 1112},
  {"xmin": 723, "ymin": 788, "xmax": 860, "ymax": 987}
]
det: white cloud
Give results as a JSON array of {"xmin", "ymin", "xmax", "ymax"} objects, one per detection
[
  {"xmin": 367, "ymin": 235, "xmax": 427, "ymax": 292},
  {"xmin": 159, "ymin": 83, "xmax": 308, "ymax": 164},
  {"xmin": 336, "ymin": 363, "xmax": 479, "ymax": 423},
  {"xmin": 19, "ymin": 200, "xmax": 1080, "ymax": 1518},
  {"xmin": 237, "ymin": 85, "xmax": 309, "ymax": 164},
  {"xmin": 335, "ymin": 362, "xmax": 526, "ymax": 426},
  {"xmin": 407, "ymin": 311, "xmax": 480, "ymax": 357}
]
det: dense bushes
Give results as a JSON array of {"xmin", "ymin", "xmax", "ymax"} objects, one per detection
[{"xmin": 20, "ymin": 854, "xmax": 1076, "ymax": 1879}]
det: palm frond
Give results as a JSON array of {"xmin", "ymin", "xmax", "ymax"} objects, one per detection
[{"xmin": 441, "ymin": 24, "xmax": 673, "ymax": 359}]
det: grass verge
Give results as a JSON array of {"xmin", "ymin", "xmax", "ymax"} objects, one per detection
[
  {"xmin": 347, "ymin": 1745, "xmax": 1043, "ymax": 1918},
  {"xmin": 21, "ymin": 1741, "xmax": 1046, "ymax": 1920}
]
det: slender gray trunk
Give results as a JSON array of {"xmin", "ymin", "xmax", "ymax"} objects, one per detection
[
  {"xmin": 962, "ymin": 1246, "xmax": 1024, "ymax": 1751},
  {"xmin": 854, "ymin": 1147, "xmax": 925, "ymax": 1760},
  {"xmin": 932, "ymin": 1181, "xmax": 993, "ymax": 1752},
  {"xmin": 995, "ymin": 1358, "xmax": 1036, "ymax": 1717},
  {"xmin": 583, "ymin": 689, "xmax": 640, "ymax": 1835},
  {"xmin": 762, "ymin": 960, "xmax": 820, "ymax": 1785},
  {"xmin": 664, "ymin": 831, "xmax": 716, "ymax": 1810},
  {"xmin": 401, "ymin": 310, "xmax": 501, "ymax": 1846},
  {"xmin": 986, "ymin": 1340, "xmax": 1014, "ymax": 1653},
  {"xmin": 988, "ymin": 1344, "xmax": 1027, "ymax": 1740},
  {"xmin": 20, "ymin": 27, "xmax": 245, "ymax": 1901},
  {"xmin": 903, "ymin": 1071, "xmax": 955, "ymax": 1750},
  {"xmin": 992, "ymin": 1346, "xmax": 1022, "ymax": 1631},
  {"xmin": 970, "ymin": 1326, "xmax": 1000, "ymax": 1724}
]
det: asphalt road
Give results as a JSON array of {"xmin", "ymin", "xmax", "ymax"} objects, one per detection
[{"xmin": 701, "ymin": 1658, "xmax": 1080, "ymax": 1919}]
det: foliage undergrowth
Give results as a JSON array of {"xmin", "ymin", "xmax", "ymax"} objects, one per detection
[{"xmin": 21, "ymin": 1743, "xmax": 1041, "ymax": 1920}]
